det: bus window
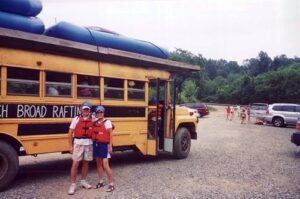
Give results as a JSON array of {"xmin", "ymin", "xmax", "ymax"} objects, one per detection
[
  {"xmin": 7, "ymin": 67, "xmax": 39, "ymax": 96},
  {"xmin": 45, "ymin": 71, "xmax": 71, "ymax": 97},
  {"xmin": 148, "ymin": 81, "xmax": 157, "ymax": 103},
  {"xmin": 77, "ymin": 75, "xmax": 100, "ymax": 98},
  {"xmin": 104, "ymin": 77, "xmax": 124, "ymax": 100},
  {"xmin": 128, "ymin": 80, "xmax": 145, "ymax": 101}
]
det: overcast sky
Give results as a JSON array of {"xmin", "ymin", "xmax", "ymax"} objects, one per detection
[{"xmin": 39, "ymin": 0, "xmax": 300, "ymax": 64}]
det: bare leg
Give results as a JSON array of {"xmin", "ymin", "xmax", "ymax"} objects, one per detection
[
  {"xmin": 70, "ymin": 161, "xmax": 80, "ymax": 183},
  {"xmin": 102, "ymin": 159, "xmax": 113, "ymax": 184},
  {"xmin": 95, "ymin": 158, "xmax": 104, "ymax": 181},
  {"xmin": 81, "ymin": 160, "xmax": 89, "ymax": 180}
]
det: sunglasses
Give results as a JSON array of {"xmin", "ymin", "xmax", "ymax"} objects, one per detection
[{"xmin": 96, "ymin": 111, "xmax": 104, "ymax": 114}]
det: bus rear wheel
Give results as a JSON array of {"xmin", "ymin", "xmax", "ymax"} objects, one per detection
[
  {"xmin": 173, "ymin": 127, "xmax": 191, "ymax": 159},
  {"xmin": 0, "ymin": 141, "xmax": 19, "ymax": 191}
]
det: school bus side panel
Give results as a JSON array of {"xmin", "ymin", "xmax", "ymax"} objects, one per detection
[
  {"xmin": 100, "ymin": 62, "xmax": 170, "ymax": 80},
  {"xmin": 20, "ymin": 135, "xmax": 69, "ymax": 154},
  {"xmin": 0, "ymin": 47, "xmax": 99, "ymax": 74},
  {"xmin": 113, "ymin": 120, "xmax": 148, "ymax": 155}
]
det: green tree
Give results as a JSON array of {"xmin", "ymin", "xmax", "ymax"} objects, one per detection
[
  {"xmin": 244, "ymin": 51, "xmax": 272, "ymax": 76},
  {"xmin": 254, "ymin": 63, "xmax": 300, "ymax": 103},
  {"xmin": 180, "ymin": 80, "xmax": 198, "ymax": 103},
  {"xmin": 169, "ymin": 48, "xmax": 300, "ymax": 104}
]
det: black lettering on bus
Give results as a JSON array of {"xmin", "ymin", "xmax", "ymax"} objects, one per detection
[{"xmin": 2, "ymin": 104, "xmax": 145, "ymax": 118}]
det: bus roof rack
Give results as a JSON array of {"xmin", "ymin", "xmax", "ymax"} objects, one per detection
[{"xmin": 0, "ymin": 28, "xmax": 200, "ymax": 72}]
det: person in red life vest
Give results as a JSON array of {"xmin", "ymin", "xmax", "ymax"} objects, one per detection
[
  {"xmin": 226, "ymin": 106, "xmax": 231, "ymax": 120},
  {"xmin": 148, "ymin": 97, "xmax": 163, "ymax": 139},
  {"xmin": 68, "ymin": 101, "xmax": 94, "ymax": 195},
  {"xmin": 149, "ymin": 97, "xmax": 163, "ymax": 121},
  {"xmin": 92, "ymin": 105, "xmax": 115, "ymax": 192}
]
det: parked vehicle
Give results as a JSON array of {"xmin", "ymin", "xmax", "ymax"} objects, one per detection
[
  {"xmin": 249, "ymin": 103, "xmax": 268, "ymax": 119},
  {"xmin": 291, "ymin": 119, "xmax": 300, "ymax": 146},
  {"xmin": 0, "ymin": 28, "xmax": 199, "ymax": 190},
  {"xmin": 186, "ymin": 107, "xmax": 200, "ymax": 118},
  {"xmin": 182, "ymin": 103, "xmax": 209, "ymax": 117},
  {"xmin": 264, "ymin": 103, "xmax": 300, "ymax": 127}
]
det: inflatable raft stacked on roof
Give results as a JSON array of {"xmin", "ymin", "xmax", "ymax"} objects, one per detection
[
  {"xmin": 0, "ymin": 26, "xmax": 200, "ymax": 72},
  {"xmin": 0, "ymin": 0, "xmax": 44, "ymax": 34},
  {"xmin": 44, "ymin": 21, "xmax": 169, "ymax": 59},
  {"xmin": 0, "ymin": 0, "xmax": 168, "ymax": 59}
]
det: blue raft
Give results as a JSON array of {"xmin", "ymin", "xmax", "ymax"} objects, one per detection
[
  {"xmin": 0, "ymin": 11, "xmax": 44, "ymax": 34},
  {"xmin": 44, "ymin": 21, "xmax": 169, "ymax": 59},
  {"xmin": 0, "ymin": 0, "xmax": 42, "ymax": 16}
]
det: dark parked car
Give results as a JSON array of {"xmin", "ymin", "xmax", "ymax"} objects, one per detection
[
  {"xmin": 291, "ymin": 119, "xmax": 300, "ymax": 146},
  {"xmin": 182, "ymin": 103, "xmax": 209, "ymax": 117}
]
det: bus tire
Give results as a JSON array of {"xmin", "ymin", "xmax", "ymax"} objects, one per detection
[
  {"xmin": 0, "ymin": 141, "xmax": 19, "ymax": 191},
  {"xmin": 173, "ymin": 127, "xmax": 191, "ymax": 159}
]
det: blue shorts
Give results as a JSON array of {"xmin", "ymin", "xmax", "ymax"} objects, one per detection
[{"xmin": 93, "ymin": 142, "xmax": 111, "ymax": 159}]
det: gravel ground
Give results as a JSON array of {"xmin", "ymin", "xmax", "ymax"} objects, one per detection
[{"xmin": 1, "ymin": 105, "xmax": 300, "ymax": 199}]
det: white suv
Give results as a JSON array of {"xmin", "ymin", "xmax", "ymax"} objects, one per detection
[
  {"xmin": 264, "ymin": 103, "xmax": 300, "ymax": 127},
  {"xmin": 250, "ymin": 103, "xmax": 268, "ymax": 118}
]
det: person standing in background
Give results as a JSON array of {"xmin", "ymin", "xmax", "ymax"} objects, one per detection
[
  {"xmin": 240, "ymin": 108, "xmax": 247, "ymax": 124},
  {"xmin": 226, "ymin": 106, "xmax": 231, "ymax": 120},
  {"xmin": 230, "ymin": 105, "xmax": 234, "ymax": 120},
  {"xmin": 247, "ymin": 106, "xmax": 251, "ymax": 123},
  {"xmin": 236, "ymin": 105, "xmax": 241, "ymax": 117}
]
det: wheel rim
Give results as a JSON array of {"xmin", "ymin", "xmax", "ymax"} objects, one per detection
[
  {"xmin": 0, "ymin": 153, "xmax": 9, "ymax": 179},
  {"xmin": 181, "ymin": 134, "xmax": 189, "ymax": 152},
  {"xmin": 274, "ymin": 119, "xmax": 282, "ymax": 127}
]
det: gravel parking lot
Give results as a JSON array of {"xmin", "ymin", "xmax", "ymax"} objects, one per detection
[{"xmin": 1, "ymin": 105, "xmax": 299, "ymax": 199}]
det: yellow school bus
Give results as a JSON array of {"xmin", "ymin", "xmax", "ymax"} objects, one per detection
[{"xmin": 0, "ymin": 27, "xmax": 199, "ymax": 190}]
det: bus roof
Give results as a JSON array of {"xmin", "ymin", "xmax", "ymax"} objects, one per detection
[{"xmin": 0, "ymin": 28, "xmax": 200, "ymax": 72}]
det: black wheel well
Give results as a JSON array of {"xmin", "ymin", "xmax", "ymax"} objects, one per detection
[
  {"xmin": 177, "ymin": 123, "xmax": 197, "ymax": 139},
  {"xmin": 272, "ymin": 116, "xmax": 284, "ymax": 122},
  {"xmin": 0, "ymin": 133, "xmax": 23, "ymax": 155}
]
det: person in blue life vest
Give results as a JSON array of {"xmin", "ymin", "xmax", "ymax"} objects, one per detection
[
  {"xmin": 92, "ymin": 105, "xmax": 115, "ymax": 192},
  {"xmin": 68, "ymin": 101, "xmax": 94, "ymax": 195}
]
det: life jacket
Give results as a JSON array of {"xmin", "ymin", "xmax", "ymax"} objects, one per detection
[
  {"xmin": 226, "ymin": 107, "xmax": 231, "ymax": 113},
  {"xmin": 74, "ymin": 116, "xmax": 93, "ymax": 138},
  {"xmin": 150, "ymin": 104, "xmax": 163, "ymax": 120},
  {"xmin": 240, "ymin": 112, "xmax": 246, "ymax": 118},
  {"xmin": 93, "ymin": 119, "xmax": 112, "ymax": 143}
]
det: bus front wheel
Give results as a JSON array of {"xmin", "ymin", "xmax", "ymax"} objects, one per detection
[
  {"xmin": 173, "ymin": 127, "xmax": 191, "ymax": 159},
  {"xmin": 0, "ymin": 141, "xmax": 19, "ymax": 191}
]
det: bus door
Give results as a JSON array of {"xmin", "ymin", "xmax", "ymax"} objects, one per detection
[
  {"xmin": 147, "ymin": 79, "xmax": 174, "ymax": 154},
  {"xmin": 163, "ymin": 79, "xmax": 176, "ymax": 153}
]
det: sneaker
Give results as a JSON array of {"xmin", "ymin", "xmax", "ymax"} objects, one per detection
[
  {"xmin": 80, "ymin": 180, "xmax": 92, "ymax": 189},
  {"xmin": 68, "ymin": 183, "xmax": 76, "ymax": 195}
]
